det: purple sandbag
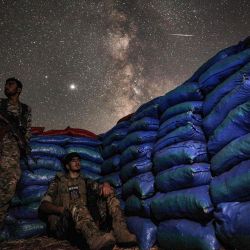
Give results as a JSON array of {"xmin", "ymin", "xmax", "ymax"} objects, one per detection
[
  {"xmin": 203, "ymin": 62, "xmax": 250, "ymax": 116},
  {"xmin": 199, "ymin": 49, "xmax": 250, "ymax": 93},
  {"xmin": 122, "ymin": 172, "xmax": 155, "ymax": 199},
  {"xmin": 120, "ymin": 143, "xmax": 154, "ymax": 166},
  {"xmin": 155, "ymin": 163, "xmax": 211, "ymax": 192},
  {"xmin": 118, "ymin": 131, "xmax": 158, "ymax": 152},
  {"xmin": 158, "ymin": 111, "xmax": 203, "ymax": 138},
  {"xmin": 208, "ymin": 101, "xmax": 250, "ymax": 155},
  {"xmin": 154, "ymin": 123, "xmax": 206, "ymax": 152},
  {"xmin": 160, "ymin": 101, "xmax": 203, "ymax": 123},
  {"xmin": 158, "ymin": 219, "xmax": 221, "ymax": 250},
  {"xmin": 151, "ymin": 185, "xmax": 213, "ymax": 221},
  {"xmin": 126, "ymin": 216, "xmax": 157, "ymax": 250},
  {"xmin": 128, "ymin": 117, "xmax": 159, "ymax": 132},
  {"xmin": 211, "ymin": 133, "xmax": 250, "ymax": 175},
  {"xmin": 153, "ymin": 140, "xmax": 208, "ymax": 173},
  {"xmin": 203, "ymin": 77, "xmax": 250, "ymax": 136},
  {"xmin": 158, "ymin": 82, "xmax": 204, "ymax": 114},
  {"xmin": 210, "ymin": 160, "xmax": 250, "ymax": 204},
  {"xmin": 214, "ymin": 202, "xmax": 250, "ymax": 250}
]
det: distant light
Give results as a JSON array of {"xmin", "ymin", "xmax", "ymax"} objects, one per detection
[
  {"xmin": 45, "ymin": 75, "xmax": 48, "ymax": 79},
  {"xmin": 70, "ymin": 84, "xmax": 77, "ymax": 90}
]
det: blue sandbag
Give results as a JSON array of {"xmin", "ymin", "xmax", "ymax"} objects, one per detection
[
  {"xmin": 153, "ymin": 140, "xmax": 208, "ymax": 173},
  {"xmin": 20, "ymin": 156, "xmax": 63, "ymax": 171},
  {"xmin": 11, "ymin": 195, "xmax": 22, "ymax": 207},
  {"xmin": 102, "ymin": 140, "xmax": 120, "ymax": 159},
  {"xmin": 101, "ymin": 155, "xmax": 120, "ymax": 175},
  {"xmin": 215, "ymin": 202, "xmax": 250, "ymax": 250},
  {"xmin": 199, "ymin": 49, "xmax": 250, "ymax": 93},
  {"xmin": 186, "ymin": 40, "xmax": 247, "ymax": 83},
  {"xmin": 158, "ymin": 82, "xmax": 204, "ymax": 114},
  {"xmin": 68, "ymin": 136, "xmax": 101, "ymax": 146},
  {"xmin": 160, "ymin": 101, "xmax": 203, "ymax": 123},
  {"xmin": 122, "ymin": 172, "xmax": 155, "ymax": 199},
  {"xmin": 30, "ymin": 143, "xmax": 66, "ymax": 158},
  {"xmin": 115, "ymin": 187, "xmax": 122, "ymax": 199},
  {"xmin": 158, "ymin": 111, "xmax": 202, "ymax": 138},
  {"xmin": 135, "ymin": 96, "xmax": 163, "ymax": 114},
  {"xmin": 128, "ymin": 117, "xmax": 159, "ymax": 132},
  {"xmin": 81, "ymin": 169, "xmax": 101, "ymax": 181},
  {"xmin": 17, "ymin": 185, "xmax": 48, "ymax": 205},
  {"xmin": 203, "ymin": 63, "xmax": 250, "ymax": 115},
  {"xmin": 65, "ymin": 145, "xmax": 103, "ymax": 164},
  {"xmin": 102, "ymin": 128, "xmax": 129, "ymax": 146},
  {"xmin": 19, "ymin": 169, "xmax": 58, "ymax": 187},
  {"xmin": 126, "ymin": 216, "xmax": 157, "ymax": 250},
  {"xmin": 0, "ymin": 226, "xmax": 10, "ymax": 241},
  {"xmin": 118, "ymin": 131, "xmax": 157, "ymax": 152},
  {"xmin": 155, "ymin": 163, "xmax": 211, "ymax": 192},
  {"xmin": 80, "ymin": 160, "xmax": 102, "ymax": 174},
  {"xmin": 203, "ymin": 77, "xmax": 250, "ymax": 135},
  {"xmin": 120, "ymin": 157, "xmax": 152, "ymax": 182},
  {"xmin": 158, "ymin": 219, "xmax": 221, "ymax": 250},
  {"xmin": 30, "ymin": 135, "xmax": 69, "ymax": 145},
  {"xmin": 208, "ymin": 101, "xmax": 250, "ymax": 155},
  {"xmin": 211, "ymin": 133, "xmax": 250, "ymax": 175},
  {"xmin": 120, "ymin": 143, "xmax": 154, "ymax": 166},
  {"xmin": 210, "ymin": 160, "xmax": 250, "ymax": 204},
  {"xmin": 151, "ymin": 185, "xmax": 213, "ymax": 221},
  {"xmin": 9, "ymin": 219, "xmax": 46, "ymax": 239},
  {"xmin": 99, "ymin": 172, "xmax": 122, "ymax": 188},
  {"xmin": 132, "ymin": 105, "xmax": 159, "ymax": 121},
  {"xmin": 154, "ymin": 123, "xmax": 206, "ymax": 152},
  {"xmin": 125, "ymin": 193, "xmax": 161, "ymax": 218},
  {"xmin": 8, "ymin": 202, "xmax": 39, "ymax": 219},
  {"xmin": 100, "ymin": 121, "xmax": 130, "ymax": 141}
]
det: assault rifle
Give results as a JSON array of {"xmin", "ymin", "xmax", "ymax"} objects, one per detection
[{"xmin": 0, "ymin": 113, "xmax": 33, "ymax": 172}]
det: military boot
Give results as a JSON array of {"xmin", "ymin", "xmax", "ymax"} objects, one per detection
[
  {"xmin": 107, "ymin": 194, "xmax": 137, "ymax": 247},
  {"xmin": 70, "ymin": 204, "xmax": 116, "ymax": 250}
]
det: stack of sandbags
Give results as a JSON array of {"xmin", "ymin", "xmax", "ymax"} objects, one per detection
[
  {"xmin": 151, "ymin": 82, "xmax": 222, "ymax": 250},
  {"xmin": 116, "ymin": 105, "xmax": 160, "ymax": 250},
  {"xmin": 184, "ymin": 38, "xmax": 250, "ymax": 249},
  {"xmin": 99, "ymin": 120, "xmax": 131, "ymax": 201},
  {"xmin": 3, "ymin": 128, "xmax": 102, "ymax": 241}
]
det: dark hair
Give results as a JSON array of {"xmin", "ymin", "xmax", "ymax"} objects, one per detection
[
  {"xmin": 63, "ymin": 152, "xmax": 81, "ymax": 166},
  {"xmin": 6, "ymin": 77, "xmax": 23, "ymax": 89}
]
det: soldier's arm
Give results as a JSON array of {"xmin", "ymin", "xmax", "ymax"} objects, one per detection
[
  {"xmin": 39, "ymin": 178, "xmax": 64, "ymax": 215},
  {"xmin": 86, "ymin": 178, "xmax": 114, "ymax": 197},
  {"xmin": 25, "ymin": 106, "xmax": 32, "ymax": 142}
]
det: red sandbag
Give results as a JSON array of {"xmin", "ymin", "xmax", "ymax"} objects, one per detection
[
  {"xmin": 31, "ymin": 127, "xmax": 45, "ymax": 135},
  {"xmin": 42, "ymin": 127, "xmax": 97, "ymax": 139},
  {"xmin": 117, "ymin": 113, "xmax": 134, "ymax": 123}
]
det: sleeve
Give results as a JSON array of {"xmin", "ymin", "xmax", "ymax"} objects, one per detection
[
  {"xmin": 25, "ymin": 106, "xmax": 32, "ymax": 142},
  {"xmin": 41, "ymin": 178, "xmax": 58, "ymax": 203},
  {"xmin": 85, "ymin": 178, "xmax": 101, "ymax": 195}
]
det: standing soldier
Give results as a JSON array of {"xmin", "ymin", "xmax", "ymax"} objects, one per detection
[{"xmin": 0, "ymin": 77, "xmax": 32, "ymax": 229}]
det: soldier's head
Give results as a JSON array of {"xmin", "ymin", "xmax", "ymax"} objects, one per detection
[
  {"xmin": 4, "ymin": 77, "xmax": 23, "ymax": 97},
  {"xmin": 63, "ymin": 152, "xmax": 81, "ymax": 173}
]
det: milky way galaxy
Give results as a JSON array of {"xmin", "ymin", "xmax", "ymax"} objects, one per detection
[{"xmin": 0, "ymin": 0, "xmax": 249, "ymax": 133}]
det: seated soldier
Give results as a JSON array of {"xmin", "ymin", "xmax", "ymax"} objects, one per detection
[{"xmin": 39, "ymin": 152, "xmax": 137, "ymax": 250}]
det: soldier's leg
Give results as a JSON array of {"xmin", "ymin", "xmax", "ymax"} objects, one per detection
[
  {"xmin": 69, "ymin": 203, "xmax": 115, "ymax": 250},
  {"xmin": 106, "ymin": 193, "xmax": 137, "ymax": 246},
  {"xmin": 0, "ymin": 134, "xmax": 20, "ymax": 228}
]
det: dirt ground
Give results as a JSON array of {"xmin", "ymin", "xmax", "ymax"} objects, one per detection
[{"xmin": 0, "ymin": 236, "xmax": 159, "ymax": 250}]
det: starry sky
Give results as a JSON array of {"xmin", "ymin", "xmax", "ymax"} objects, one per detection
[{"xmin": 0, "ymin": 0, "xmax": 249, "ymax": 134}]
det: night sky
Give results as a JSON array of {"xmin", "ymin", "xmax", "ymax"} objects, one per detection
[{"xmin": 0, "ymin": 0, "xmax": 249, "ymax": 134}]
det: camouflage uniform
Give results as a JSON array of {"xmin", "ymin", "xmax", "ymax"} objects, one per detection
[
  {"xmin": 41, "ymin": 173, "xmax": 128, "ymax": 247},
  {"xmin": 0, "ymin": 98, "xmax": 31, "ymax": 227}
]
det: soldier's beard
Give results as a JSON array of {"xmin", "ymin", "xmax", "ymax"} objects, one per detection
[{"xmin": 4, "ymin": 89, "xmax": 18, "ymax": 97}]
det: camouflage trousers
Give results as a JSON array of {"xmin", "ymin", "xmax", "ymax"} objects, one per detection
[
  {"xmin": 49, "ymin": 193, "xmax": 123, "ymax": 246},
  {"xmin": 0, "ymin": 132, "xmax": 21, "ymax": 228}
]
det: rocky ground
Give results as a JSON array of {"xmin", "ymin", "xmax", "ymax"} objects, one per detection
[{"xmin": 0, "ymin": 236, "xmax": 159, "ymax": 250}]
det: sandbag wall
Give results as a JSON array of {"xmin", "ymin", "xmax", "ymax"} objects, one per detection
[
  {"xmin": 2, "ymin": 128, "xmax": 103, "ymax": 241},
  {"xmin": 198, "ymin": 40, "xmax": 250, "ymax": 250}
]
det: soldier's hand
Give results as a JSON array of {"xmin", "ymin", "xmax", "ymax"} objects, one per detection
[{"xmin": 100, "ymin": 182, "xmax": 114, "ymax": 197}]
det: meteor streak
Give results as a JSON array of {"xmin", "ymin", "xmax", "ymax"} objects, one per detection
[{"xmin": 169, "ymin": 33, "xmax": 194, "ymax": 37}]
